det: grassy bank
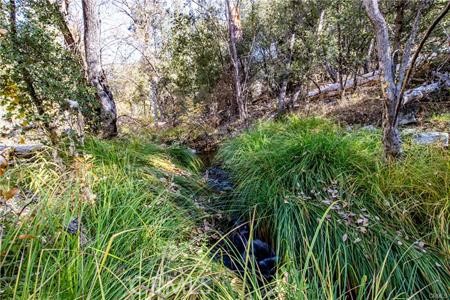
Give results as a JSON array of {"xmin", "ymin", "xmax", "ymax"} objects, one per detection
[
  {"xmin": 218, "ymin": 117, "xmax": 449, "ymax": 299},
  {"xmin": 2, "ymin": 118, "xmax": 449, "ymax": 299},
  {"xmin": 0, "ymin": 138, "xmax": 243, "ymax": 299}
]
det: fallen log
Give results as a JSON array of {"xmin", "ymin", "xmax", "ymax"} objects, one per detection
[
  {"xmin": 306, "ymin": 71, "xmax": 380, "ymax": 98},
  {"xmin": 305, "ymin": 70, "xmax": 449, "ymax": 104},
  {"xmin": 403, "ymin": 82, "xmax": 443, "ymax": 105},
  {"xmin": 403, "ymin": 72, "xmax": 450, "ymax": 105}
]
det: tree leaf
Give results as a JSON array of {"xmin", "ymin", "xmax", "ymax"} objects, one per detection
[
  {"xmin": 18, "ymin": 234, "xmax": 35, "ymax": 240},
  {"xmin": 2, "ymin": 187, "xmax": 20, "ymax": 200}
]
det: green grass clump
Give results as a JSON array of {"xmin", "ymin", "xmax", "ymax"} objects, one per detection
[
  {"xmin": 430, "ymin": 113, "xmax": 450, "ymax": 124},
  {"xmin": 0, "ymin": 137, "xmax": 242, "ymax": 299},
  {"xmin": 218, "ymin": 116, "xmax": 449, "ymax": 299}
]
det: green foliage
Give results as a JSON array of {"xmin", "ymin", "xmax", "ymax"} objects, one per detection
[
  {"xmin": 0, "ymin": 1, "xmax": 98, "ymax": 132},
  {"xmin": 256, "ymin": 0, "xmax": 326, "ymax": 82},
  {"xmin": 322, "ymin": 0, "xmax": 372, "ymax": 74},
  {"xmin": 164, "ymin": 13, "xmax": 225, "ymax": 100},
  {"xmin": 218, "ymin": 117, "xmax": 449, "ymax": 298}
]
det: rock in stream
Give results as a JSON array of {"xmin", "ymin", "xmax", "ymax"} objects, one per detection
[
  {"xmin": 204, "ymin": 166, "xmax": 278, "ymax": 280},
  {"xmin": 218, "ymin": 222, "xmax": 278, "ymax": 280},
  {"xmin": 204, "ymin": 167, "xmax": 234, "ymax": 192}
]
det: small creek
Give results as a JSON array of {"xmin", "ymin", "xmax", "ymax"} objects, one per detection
[{"xmin": 199, "ymin": 150, "xmax": 279, "ymax": 282}]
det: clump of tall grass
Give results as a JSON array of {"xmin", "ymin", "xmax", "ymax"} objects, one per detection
[
  {"xmin": 218, "ymin": 116, "xmax": 449, "ymax": 298},
  {"xmin": 0, "ymin": 138, "xmax": 241, "ymax": 299}
]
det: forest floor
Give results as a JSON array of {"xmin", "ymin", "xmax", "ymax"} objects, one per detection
[{"xmin": 146, "ymin": 85, "xmax": 450, "ymax": 154}]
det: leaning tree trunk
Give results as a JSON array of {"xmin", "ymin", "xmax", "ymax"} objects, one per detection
[
  {"xmin": 47, "ymin": 0, "xmax": 80, "ymax": 57},
  {"xmin": 81, "ymin": 0, "xmax": 117, "ymax": 138}
]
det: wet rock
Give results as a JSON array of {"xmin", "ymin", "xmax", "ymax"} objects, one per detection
[
  {"xmin": 218, "ymin": 221, "xmax": 278, "ymax": 280},
  {"xmin": 222, "ymin": 254, "xmax": 244, "ymax": 272},
  {"xmin": 66, "ymin": 218, "xmax": 81, "ymax": 234},
  {"xmin": 258, "ymin": 256, "xmax": 279, "ymax": 277},
  {"xmin": 229, "ymin": 225, "xmax": 249, "ymax": 253},
  {"xmin": 251, "ymin": 239, "xmax": 275, "ymax": 260},
  {"xmin": 205, "ymin": 167, "xmax": 234, "ymax": 192},
  {"xmin": 66, "ymin": 217, "xmax": 89, "ymax": 246}
]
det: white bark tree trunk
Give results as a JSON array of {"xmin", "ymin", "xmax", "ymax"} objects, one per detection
[
  {"xmin": 82, "ymin": 0, "xmax": 118, "ymax": 138},
  {"xmin": 364, "ymin": 0, "xmax": 449, "ymax": 160},
  {"xmin": 307, "ymin": 71, "xmax": 380, "ymax": 98},
  {"xmin": 363, "ymin": 0, "xmax": 402, "ymax": 160}
]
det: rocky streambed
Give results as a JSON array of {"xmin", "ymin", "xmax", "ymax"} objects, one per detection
[{"xmin": 203, "ymin": 164, "xmax": 278, "ymax": 282}]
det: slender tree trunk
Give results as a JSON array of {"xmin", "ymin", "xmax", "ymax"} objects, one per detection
[
  {"xmin": 278, "ymin": 32, "xmax": 296, "ymax": 113},
  {"xmin": 47, "ymin": 0, "xmax": 80, "ymax": 55},
  {"xmin": 364, "ymin": 0, "xmax": 446, "ymax": 160},
  {"xmin": 399, "ymin": 1, "xmax": 450, "ymax": 102},
  {"xmin": 226, "ymin": 0, "xmax": 247, "ymax": 120},
  {"xmin": 363, "ymin": 38, "xmax": 374, "ymax": 73},
  {"xmin": 392, "ymin": 0, "xmax": 406, "ymax": 66},
  {"xmin": 150, "ymin": 76, "xmax": 159, "ymax": 122},
  {"xmin": 363, "ymin": 0, "xmax": 401, "ymax": 160},
  {"xmin": 81, "ymin": 0, "xmax": 117, "ymax": 138}
]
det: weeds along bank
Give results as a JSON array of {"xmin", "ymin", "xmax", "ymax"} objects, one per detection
[
  {"xmin": 0, "ymin": 139, "xmax": 242, "ymax": 299},
  {"xmin": 218, "ymin": 117, "xmax": 449, "ymax": 298},
  {"xmin": 1, "ymin": 118, "xmax": 449, "ymax": 299}
]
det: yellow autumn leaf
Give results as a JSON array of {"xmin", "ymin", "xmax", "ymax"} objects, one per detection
[
  {"xmin": 18, "ymin": 234, "xmax": 35, "ymax": 240},
  {"xmin": 2, "ymin": 187, "xmax": 20, "ymax": 200}
]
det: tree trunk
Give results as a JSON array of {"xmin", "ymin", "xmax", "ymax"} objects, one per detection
[
  {"xmin": 392, "ymin": 0, "xmax": 406, "ymax": 66},
  {"xmin": 364, "ymin": 0, "xmax": 449, "ymax": 160},
  {"xmin": 398, "ymin": 1, "xmax": 450, "ymax": 103},
  {"xmin": 363, "ymin": 0, "xmax": 402, "ymax": 160},
  {"xmin": 0, "ymin": 144, "xmax": 44, "ymax": 157},
  {"xmin": 278, "ymin": 32, "xmax": 296, "ymax": 113},
  {"xmin": 81, "ymin": 0, "xmax": 117, "ymax": 138},
  {"xmin": 150, "ymin": 76, "xmax": 159, "ymax": 122},
  {"xmin": 363, "ymin": 39, "xmax": 374, "ymax": 73},
  {"xmin": 304, "ymin": 69, "xmax": 446, "ymax": 104},
  {"xmin": 47, "ymin": 0, "xmax": 80, "ymax": 56},
  {"xmin": 226, "ymin": 0, "xmax": 247, "ymax": 120}
]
